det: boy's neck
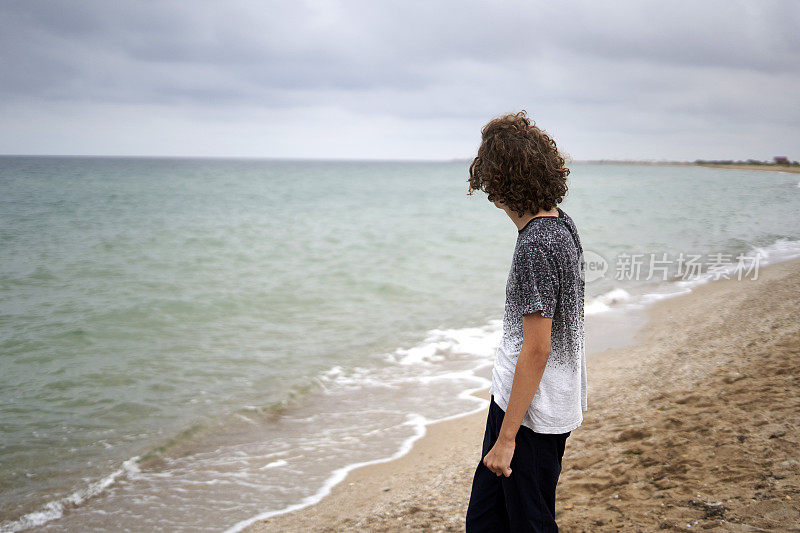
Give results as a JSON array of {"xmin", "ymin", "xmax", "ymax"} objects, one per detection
[{"xmin": 505, "ymin": 206, "xmax": 560, "ymax": 231}]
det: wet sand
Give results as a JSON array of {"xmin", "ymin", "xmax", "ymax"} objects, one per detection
[{"xmin": 244, "ymin": 258, "xmax": 800, "ymax": 532}]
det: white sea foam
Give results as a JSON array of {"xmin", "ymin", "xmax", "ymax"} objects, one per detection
[
  {"xmin": 223, "ymin": 379, "xmax": 492, "ymax": 533},
  {"xmin": 234, "ymin": 414, "xmax": 257, "ymax": 425},
  {"xmin": 387, "ymin": 321, "xmax": 502, "ymax": 366},
  {"xmin": 258, "ymin": 459, "xmax": 288, "ymax": 470},
  {"xmin": 752, "ymin": 237, "xmax": 800, "ymax": 265},
  {"xmin": 0, "ymin": 456, "xmax": 142, "ymax": 532},
  {"xmin": 220, "ymin": 321, "xmax": 500, "ymax": 533},
  {"xmin": 584, "ymin": 288, "xmax": 632, "ymax": 315}
]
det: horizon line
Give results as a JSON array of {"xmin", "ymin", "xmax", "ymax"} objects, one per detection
[{"xmin": 0, "ymin": 153, "xmax": 734, "ymax": 164}]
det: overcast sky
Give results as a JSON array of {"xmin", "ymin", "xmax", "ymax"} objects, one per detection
[{"xmin": 0, "ymin": 1, "xmax": 797, "ymax": 160}]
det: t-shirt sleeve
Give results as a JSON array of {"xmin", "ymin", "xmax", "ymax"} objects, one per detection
[{"xmin": 514, "ymin": 243, "xmax": 559, "ymax": 319}]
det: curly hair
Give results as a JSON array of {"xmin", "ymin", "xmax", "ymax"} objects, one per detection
[{"xmin": 468, "ymin": 110, "xmax": 569, "ymax": 217}]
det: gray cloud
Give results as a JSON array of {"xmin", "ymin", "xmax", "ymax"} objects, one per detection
[{"xmin": 0, "ymin": 0, "xmax": 798, "ymax": 159}]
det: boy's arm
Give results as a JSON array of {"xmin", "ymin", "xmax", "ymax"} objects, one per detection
[
  {"xmin": 500, "ymin": 312, "xmax": 552, "ymax": 441},
  {"xmin": 482, "ymin": 311, "xmax": 552, "ymax": 477}
]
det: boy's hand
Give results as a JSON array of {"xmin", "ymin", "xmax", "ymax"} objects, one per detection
[{"xmin": 482, "ymin": 436, "xmax": 515, "ymax": 477}]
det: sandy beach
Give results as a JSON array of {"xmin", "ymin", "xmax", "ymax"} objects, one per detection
[
  {"xmin": 694, "ymin": 164, "xmax": 800, "ymax": 175},
  {"xmin": 244, "ymin": 258, "xmax": 800, "ymax": 532},
  {"xmin": 582, "ymin": 161, "xmax": 800, "ymax": 175}
]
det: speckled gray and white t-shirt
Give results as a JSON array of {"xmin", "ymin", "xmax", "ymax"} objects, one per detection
[{"xmin": 489, "ymin": 206, "xmax": 587, "ymax": 434}]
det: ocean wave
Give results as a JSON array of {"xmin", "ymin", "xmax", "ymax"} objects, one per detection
[
  {"xmin": 223, "ymin": 386, "xmax": 491, "ymax": 533},
  {"xmin": 752, "ymin": 237, "xmax": 800, "ymax": 265},
  {"xmin": 0, "ymin": 456, "xmax": 142, "ymax": 533},
  {"xmin": 221, "ymin": 323, "xmax": 502, "ymax": 531},
  {"xmin": 584, "ymin": 288, "xmax": 632, "ymax": 315},
  {"xmin": 386, "ymin": 322, "xmax": 502, "ymax": 366}
]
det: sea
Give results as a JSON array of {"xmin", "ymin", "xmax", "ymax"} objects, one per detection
[{"xmin": 1, "ymin": 156, "xmax": 799, "ymax": 532}]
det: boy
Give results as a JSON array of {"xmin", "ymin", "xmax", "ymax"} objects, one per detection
[{"xmin": 465, "ymin": 111, "xmax": 587, "ymax": 532}]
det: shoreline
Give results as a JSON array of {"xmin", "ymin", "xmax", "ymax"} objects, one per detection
[
  {"xmin": 241, "ymin": 257, "xmax": 800, "ymax": 532},
  {"xmin": 694, "ymin": 163, "xmax": 800, "ymax": 174},
  {"xmin": 577, "ymin": 160, "xmax": 800, "ymax": 172},
  {"xmin": 576, "ymin": 160, "xmax": 800, "ymax": 174}
]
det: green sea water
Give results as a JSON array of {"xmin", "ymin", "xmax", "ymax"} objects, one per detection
[{"xmin": 1, "ymin": 157, "xmax": 799, "ymax": 531}]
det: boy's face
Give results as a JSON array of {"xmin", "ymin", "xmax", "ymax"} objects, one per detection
[{"xmin": 493, "ymin": 200, "xmax": 505, "ymax": 210}]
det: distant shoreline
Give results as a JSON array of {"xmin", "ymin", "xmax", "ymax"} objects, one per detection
[
  {"xmin": 576, "ymin": 160, "xmax": 800, "ymax": 174},
  {"xmin": 3, "ymin": 155, "xmax": 799, "ymax": 172}
]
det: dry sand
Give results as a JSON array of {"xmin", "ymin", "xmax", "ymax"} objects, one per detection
[{"xmin": 245, "ymin": 258, "xmax": 800, "ymax": 532}]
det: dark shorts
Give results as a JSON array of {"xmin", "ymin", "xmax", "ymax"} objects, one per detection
[{"xmin": 465, "ymin": 395, "xmax": 570, "ymax": 532}]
